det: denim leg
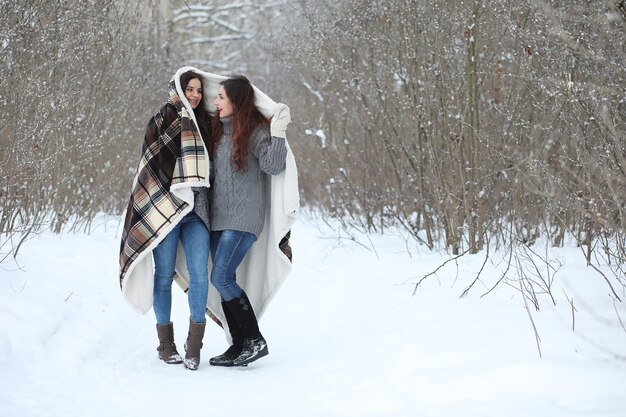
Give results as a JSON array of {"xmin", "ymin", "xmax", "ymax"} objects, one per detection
[
  {"xmin": 210, "ymin": 230, "xmax": 257, "ymax": 302},
  {"xmin": 152, "ymin": 223, "xmax": 181, "ymax": 325},
  {"xmin": 179, "ymin": 213, "xmax": 210, "ymax": 324}
]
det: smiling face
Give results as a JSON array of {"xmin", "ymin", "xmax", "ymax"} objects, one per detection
[
  {"xmin": 184, "ymin": 78, "xmax": 202, "ymax": 110},
  {"xmin": 214, "ymin": 85, "xmax": 234, "ymax": 118}
]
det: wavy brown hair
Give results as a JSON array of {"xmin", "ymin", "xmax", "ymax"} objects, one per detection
[{"xmin": 211, "ymin": 75, "xmax": 268, "ymax": 172}]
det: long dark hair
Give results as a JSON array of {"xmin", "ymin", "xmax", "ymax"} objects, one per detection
[
  {"xmin": 180, "ymin": 70, "xmax": 212, "ymax": 150},
  {"xmin": 211, "ymin": 75, "xmax": 268, "ymax": 172}
]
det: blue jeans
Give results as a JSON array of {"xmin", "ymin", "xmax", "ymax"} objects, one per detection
[
  {"xmin": 153, "ymin": 212, "xmax": 210, "ymax": 325},
  {"xmin": 210, "ymin": 230, "xmax": 257, "ymax": 302}
]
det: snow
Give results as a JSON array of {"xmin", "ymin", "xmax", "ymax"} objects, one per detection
[
  {"xmin": 302, "ymin": 81, "xmax": 324, "ymax": 102},
  {"xmin": 304, "ymin": 128, "xmax": 327, "ymax": 148},
  {"xmin": 1, "ymin": 215, "xmax": 625, "ymax": 417}
]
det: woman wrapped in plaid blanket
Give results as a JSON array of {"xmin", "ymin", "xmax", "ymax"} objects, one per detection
[{"xmin": 120, "ymin": 70, "xmax": 212, "ymax": 370}]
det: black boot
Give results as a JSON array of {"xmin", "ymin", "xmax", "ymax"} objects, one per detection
[
  {"xmin": 209, "ymin": 301, "xmax": 244, "ymax": 367},
  {"xmin": 224, "ymin": 292, "xmax": 268, "ymax": 367}
]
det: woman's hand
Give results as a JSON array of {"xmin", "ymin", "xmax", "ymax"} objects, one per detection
[{"xmin": 270, "ymin": 103, "xmax": 291, "ymax": 139}]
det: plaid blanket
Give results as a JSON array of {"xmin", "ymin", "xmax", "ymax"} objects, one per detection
[{"xmin": 119, "ymin": 79, "xmax": 209, "ymax": 293}]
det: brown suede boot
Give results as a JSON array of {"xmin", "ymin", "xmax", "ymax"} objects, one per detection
[
  {"xmin": 156, "ymin": 322, "xmax": 183, "ymax": 364},
  {"xmin": 183, "ymin": 318, "xmax": 206, "ymax": 371}
]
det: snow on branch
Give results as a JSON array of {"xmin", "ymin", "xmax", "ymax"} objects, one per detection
[
  {"xmin": 302, "ymin": 80, "xmax": 324, "ymax": 102},
  {"xmin": 209, "ymin": 15, "xmax": 247, "ymax": 34},
  {"xmin": 184, "ymin": 34, "xmax": 252, "ymax": 45},
  {"xmin": 173, "ymin": 1, "xmax": 282, "ymax": 23}
]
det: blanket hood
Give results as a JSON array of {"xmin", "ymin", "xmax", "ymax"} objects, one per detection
[{"xmin": 170, "ymin": 67, "xmax": 276, "ymax": 119}]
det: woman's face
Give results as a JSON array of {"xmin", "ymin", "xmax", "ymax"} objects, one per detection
[
  {"xmin": 184, "ymin": 78, "xmax": 202, "ymax": 109},
  {"xmin": 214, "ymin": 85, "xmax": 234, "ymax": 118}
]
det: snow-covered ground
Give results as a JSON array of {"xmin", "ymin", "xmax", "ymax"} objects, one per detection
[{"xmin": 1, "ymin": 215, "xmax": 625, "ymax": 417}]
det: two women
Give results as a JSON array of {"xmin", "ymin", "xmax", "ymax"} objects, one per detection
[{"xmin": 119, "ymin": 69, "xmax": 291, "ymax": 370}]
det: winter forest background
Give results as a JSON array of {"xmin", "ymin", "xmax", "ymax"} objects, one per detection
[{"xmin": 1, "ymin": 1, "xmax": 626, "ymax": 307}]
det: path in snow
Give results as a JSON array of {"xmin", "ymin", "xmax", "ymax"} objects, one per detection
[{"xmin": 1, "ymin": 215, "xmax": 625, "ymax": 417}]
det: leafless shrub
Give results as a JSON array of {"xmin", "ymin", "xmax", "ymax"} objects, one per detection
[
  {"xmin": 272, "ymin": 0, "xmax": 625, "ymax": 297},
  {"xmin": 0, "ymin": 0, "xmax": 172, "ymax": 263},
  {"xmin": 2, "ymin": 0, "xmax": 624, "ymax": 303}
]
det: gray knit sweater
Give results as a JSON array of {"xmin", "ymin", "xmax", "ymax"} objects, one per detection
[
  {"xmin": 192, "ymin": 187, "xmax": 210, "ymax": 229},
  {"xmin": 210, "ymin": 117, "xmax": 287, "ymax": 237}
]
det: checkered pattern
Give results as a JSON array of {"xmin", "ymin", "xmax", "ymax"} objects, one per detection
[{"xmin": 119, "ymin": 88, "xmax": 207, "ymax": 288}]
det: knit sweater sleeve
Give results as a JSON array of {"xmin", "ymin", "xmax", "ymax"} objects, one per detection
[{"xmin": 251, "ymin": 125, "xmax": 287, "ymax": 175}]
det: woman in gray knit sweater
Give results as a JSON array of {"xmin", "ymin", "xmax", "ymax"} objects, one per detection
[{"xmin": 208, "ymin": 75, "xmax": 290, "ymax": 367}]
